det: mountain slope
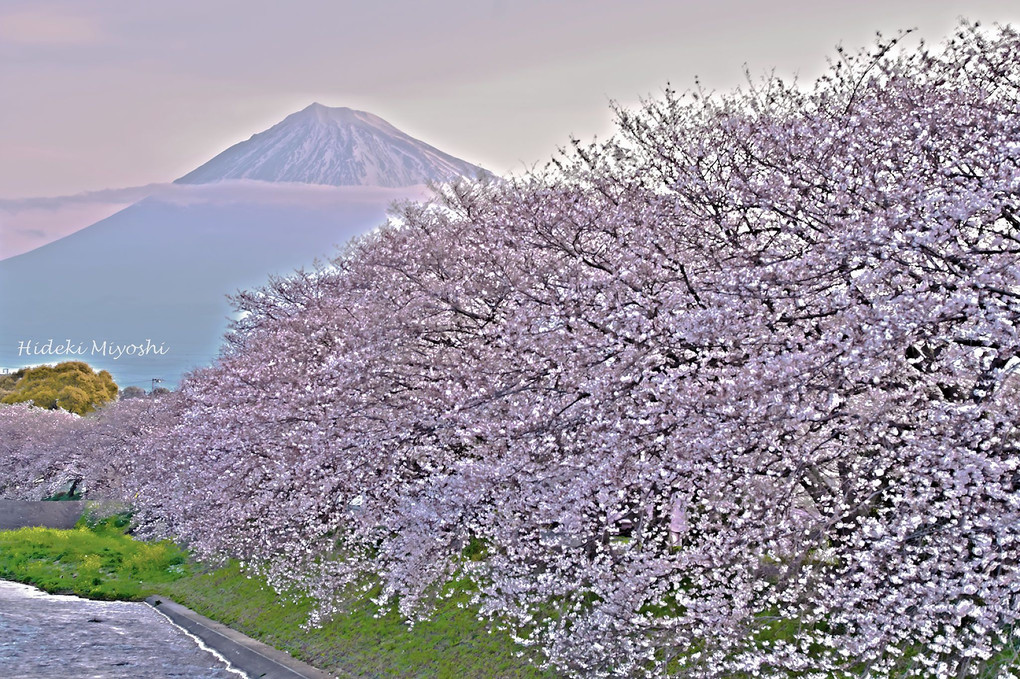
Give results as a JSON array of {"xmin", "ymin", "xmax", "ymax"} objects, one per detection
[
  {"xmin": 0, "ymin": 185, "xmax": 421, "ymax": 388},
  {"xmin": 0, "ymin": 104, "xmax": 486, "ymax": 387},
  {"xmin": 176, "ymin": 103, "xmax": 486, "ymax": 187}
]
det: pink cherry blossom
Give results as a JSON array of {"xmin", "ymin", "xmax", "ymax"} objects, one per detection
[{"xmin": 4, "ymin": 21, "xmax": 1020, "ymax": 678}]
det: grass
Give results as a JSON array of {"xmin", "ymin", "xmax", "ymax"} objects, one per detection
[
  {"xmin": 0, "ymin": 513, "xmax": 553, "ymax": 678},
  {"xmin": 0, "ymin": 513, "xmax": 188, "ymax": 600},
  {"xmin": 162, "ymin": 561, "xmax": 553, "ymax": 678}
]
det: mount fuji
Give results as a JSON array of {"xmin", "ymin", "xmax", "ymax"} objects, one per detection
[
  {"xmin": 0, "ymin": 105, "xmax": 487, "ymax": 389},
  {"xmin": 177, "ymin": 103, "xmax": 486, "ymax": 187}
]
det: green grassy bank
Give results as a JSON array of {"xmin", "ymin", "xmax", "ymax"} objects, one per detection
[
  {"xmin": 2, "ymin": 514, "xmax": 1014, "ymax": 678},
  {"xmin": 0, "ymin": 514, "xmax": 187, "ymax": 600},
  {"xmin": 0, "ymin": 515, "xmax": 551, "ymax": 678},
  {"xmin": 160, "ymin": 561, "xmax": 551, "ymax": 678}
]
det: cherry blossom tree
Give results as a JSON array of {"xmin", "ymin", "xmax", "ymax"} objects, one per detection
[
  {"xmin": 7, "ymin": 21, "xmax": 1019, "ymax": 678},
  {"xmin": 0, "ymin": 403, "xmax": 81, "ymax": 499},
  {"xmin": 127, "ymin": 22, "xmax": 1019, "ymax": 677}
]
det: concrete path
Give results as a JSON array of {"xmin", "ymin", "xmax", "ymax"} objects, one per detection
[
  {"xmin": 146, "ymin": 596, "xmax": 336, "ymax": 679},
  {"xmin": 0, "ymin": 581, "xmax": 339, "ymax": 679},
  {"xmin": 0, "ymin": 580, "xmax": 243, "ymax": 678}
]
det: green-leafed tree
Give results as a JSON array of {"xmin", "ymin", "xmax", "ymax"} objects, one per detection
[
  {"xmin": 0, "ymin": 369, "xmax": 25, "ymax": 400},
  {"xmin": 0, "ymin": 362, "xmax": 118, "ymax": 415}
]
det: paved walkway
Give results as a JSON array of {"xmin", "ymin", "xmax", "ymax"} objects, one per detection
[
  {"xmin": 0, "ymin": 580, "xmax": 242, "ymax": 678},
  {"xmin": 147, "ymin": 596, "xmax": 335, "ymax": 679},
  {"xmin": 0, "ymin": 501, "xmax": 336, "ymax": 678}
]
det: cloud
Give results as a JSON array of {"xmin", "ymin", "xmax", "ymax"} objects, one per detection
[
  {"xmin": 0, "ymin": 181, "xmax": 432, "ymax": 260},
  {"xmin": 0, "ymin": 200, "xmax": 132, "ymax": 260},
  {"xmin": 149, "ymin": 181, "xmax": 431, "ymax": 208},
  {"xmin": 0, "ymin": 184, "xmax": 164, "ymax": 259},
  {"xmin": 0, "ymin": 8, "xmax": 103, "ymax": 46},
  {"xmin": 0, "ymin": 181, "xmax": 430, "ymax": 211},
  {"xmin": 0, "ymin": 184, "xmax": 165, "ymax": 211}
]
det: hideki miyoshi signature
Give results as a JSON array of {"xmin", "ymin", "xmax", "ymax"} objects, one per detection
[{"xmin": 17, "ymin": 339, "xmax": 170, "ymax": 360}]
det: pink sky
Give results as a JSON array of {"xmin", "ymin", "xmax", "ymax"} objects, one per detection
[{"xmin": 2, "ymin": 0, "xmax": 1019, "ymax": 250}]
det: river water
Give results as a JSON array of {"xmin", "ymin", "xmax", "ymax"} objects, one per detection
[{"xmin": 0, "ymin": 580, "xmax": 245, "ymax": 678}]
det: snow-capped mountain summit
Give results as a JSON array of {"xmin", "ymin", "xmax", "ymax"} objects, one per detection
[{"xmin": 175, "ymin": 103, "xmax": 486, "ymax": 187}]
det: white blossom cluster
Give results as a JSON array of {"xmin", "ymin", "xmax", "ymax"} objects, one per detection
[
  {"xmin": 4, "ymin": 22, "xmax": 1020, "ymax": 678},
  {"xmin": 0, "ymin": 403, "xmax": 80, "ymax": 499}
]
